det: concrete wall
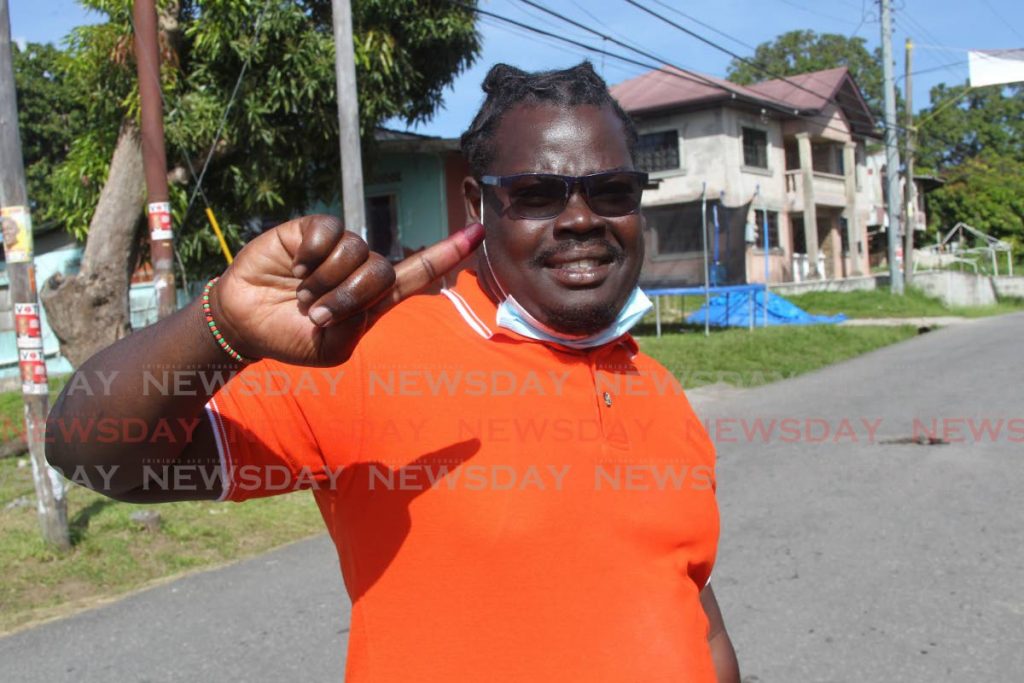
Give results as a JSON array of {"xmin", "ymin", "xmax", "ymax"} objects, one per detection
[
  {"xmin": 992, "ymin": 276, "xmax": 1024, "ymax": 300},
  {"xmin": 912, "ymin": 271, "xmax": 997, "ymax": 307},
  {"xmin": 771, "ymin": 275, "xmax": 882, "ymax": 296}
]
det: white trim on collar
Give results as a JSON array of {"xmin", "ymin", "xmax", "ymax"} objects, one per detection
[{"xmin": 441, "ymin": 288, "xmax": 493, "ymax": 340}]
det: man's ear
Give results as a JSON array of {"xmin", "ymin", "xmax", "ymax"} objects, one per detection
[{"xmin": 463, "ymin": 177, "xmax": 482, "ymax": 225}]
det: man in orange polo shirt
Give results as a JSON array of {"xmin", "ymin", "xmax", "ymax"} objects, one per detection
[{"xmin": 47, "ymin": 62, "xmax": 738, "ymax": 681}]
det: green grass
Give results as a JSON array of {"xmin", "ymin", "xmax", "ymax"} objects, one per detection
[
  {"xmin": 787, "ymin": 288, "xmax": 1024, "ymax": 319},
  {"xmin": 638, "ymin": 324, "xmax": 919, "ymax": 389},
  {"xmin": 0, "ymin": 377, "xmax": 69, "ymax": 443},
  {"xmin": 0, "ymin": 456, "xmax": 323, "ymax": 634}
]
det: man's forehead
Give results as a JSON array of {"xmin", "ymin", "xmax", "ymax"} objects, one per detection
[{"xmin": 490, "ymin": 103, "xmax": 631, "ymax": 174}]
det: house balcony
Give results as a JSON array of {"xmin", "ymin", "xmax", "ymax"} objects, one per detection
[{"xmin": 784, "ymin": 169, "xmax": 849, "ymax": 212}]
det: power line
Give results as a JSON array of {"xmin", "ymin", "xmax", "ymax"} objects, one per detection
[
  {"xmin": 620, "ymin": 0, "xmax": 881, "ymax": 121},
  {"xmin": 979, "ymin": 0, "xmax": 1024, "ymax": 43},
  {"xmin": 463, "ymin": 1, "xmax": 891, "ymax": 139},
  {"xmin": 646, "ymin": 0, "xmax": 757, "ymax": 52},
  {"xmin": 770, "ymin": 0, "xmax": 864, "ymax": 27}
]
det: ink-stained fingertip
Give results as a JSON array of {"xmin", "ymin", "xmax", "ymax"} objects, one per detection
[{"xmin": 457, "ymin": 222, "xmax": 485, "ymax": 253}]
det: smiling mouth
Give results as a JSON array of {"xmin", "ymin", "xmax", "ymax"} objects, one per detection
[{"xmin": 544, "ymin": 255, "xmax": 616, "ymax": 286}]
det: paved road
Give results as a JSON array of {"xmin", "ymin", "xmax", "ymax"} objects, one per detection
[{"xmin": 3, "ymin": 313, "xmax": 1021, "ymax": 682}]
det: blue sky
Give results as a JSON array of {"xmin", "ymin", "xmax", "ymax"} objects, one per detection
[{"xmin": 10, "ymin": 0, "xmax": 1024, "ymax": 138}]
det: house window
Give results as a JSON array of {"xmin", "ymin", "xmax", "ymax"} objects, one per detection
[
  {"xmin": 646, "ymin": 202, "xmax": 710, "ymax": 255},
  {"xmin": 742, "ymin": 127, "xmax": 768, "ymax": 169},
  {"xmin": 752, "ymin": 209, "xmax": 780, "ymax": 248},
  {"xmin": 812, "ymin": 142, "xmax": 844, "ymax": 175},
  {"xmin": 636, "ymin": 130, "xmax": 680, "ymax": 172}
]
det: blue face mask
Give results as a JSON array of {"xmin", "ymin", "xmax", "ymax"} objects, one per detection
[{"xmin": 481, "ymin": 239, "xmax": 652, "ymax": 351}]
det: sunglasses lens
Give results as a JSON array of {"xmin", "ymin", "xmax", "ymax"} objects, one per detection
[
  {"xmin": 586, "ymin": 173, "xmax": 644, "ymax": 217},
  {"xmin": 507, "ymin": 176, "xmax": 568, "ymax": 219}
]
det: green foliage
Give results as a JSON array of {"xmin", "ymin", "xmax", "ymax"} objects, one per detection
[
  {"xmin": 925, "ymin": 153, "xmax": 1024, "ymax": 246},
  {"xmin": 916, "ymin": 83, "xmax": 1024, "ymax": 170},
  {"xmin": 916, "ymin": 84, "xmax": 1024, "ymax": 243},
  {"xmin": 46, "ymin": 0, "xmax": 480, "ymax": 279},
  {"xmin": 725, "ymin": 30, "xmax": 887, "ymax": 120},
  {"xmin": 12, "ymin": 42, "xmax": 87, "ymax": 226}
]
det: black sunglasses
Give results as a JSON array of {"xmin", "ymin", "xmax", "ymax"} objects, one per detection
[{"xmin": 480, "ymin": 171, "xmax": 649, "ymax": 220}]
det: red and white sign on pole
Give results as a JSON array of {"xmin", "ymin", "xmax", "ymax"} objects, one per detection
[
  {"xmin": 14, "ymin": 302, "xmax": 43, "ymax": 348},
  {"xmin": 148, "ymin": 201, "xmax": 173, "ymax": 241},
  {"xmin": 19, "ymin": 349, "xmax": 48, "ymax": 395}
]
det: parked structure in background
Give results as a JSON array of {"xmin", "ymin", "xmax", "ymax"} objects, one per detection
[{"xmin": 611, "ymin": 65, "xmax": 903, "ymax": 288}]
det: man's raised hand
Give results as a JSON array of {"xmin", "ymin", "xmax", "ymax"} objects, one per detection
[{"xmin": 209, "ymin": 215, "xmax": 484, "ymax": 366}]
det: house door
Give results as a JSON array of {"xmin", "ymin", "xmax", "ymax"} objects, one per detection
[
  {"xmin": 789, "ymin": 215, "xmax": 825, "ymax": 282},
  {"xmin": 366, "ymin": 194, "xmax": 399, "ymax": 261}
]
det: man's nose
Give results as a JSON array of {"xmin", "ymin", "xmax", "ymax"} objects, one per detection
[{"xmin": 554, "ymin": 186, "xmax": 604, "ymax": 234}]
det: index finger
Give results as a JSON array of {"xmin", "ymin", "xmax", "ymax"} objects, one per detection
[{"xmin": 371, "ymin": 222, "xmax": 485, "ymax": 315}]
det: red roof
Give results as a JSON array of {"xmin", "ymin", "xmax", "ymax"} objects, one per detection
[
  {"xmin": 746, "ymin": 67, "xmax": 851, "ymax": 110},
  {"xmin": 611, "ymin": 65, "xmax": 876, "ymax": 135}
]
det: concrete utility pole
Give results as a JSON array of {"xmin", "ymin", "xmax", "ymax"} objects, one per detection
[
  {"xmin": 331, "ymin": 0, "xmax": 366, "ymax": 241},
  {"xmin": 0, "ymin": 0, "xmax": 70, "ymax": 550},
  {"xmin": 903, "ymin": 37, "xmax": 916, "ymax": 286},
  {"xmin": 133, "ymin": 0, "xmax": 177, "ymax": 318},
  {"xmin": 880, "ymin": 0, "xmax": 904, "ymax": 294}
]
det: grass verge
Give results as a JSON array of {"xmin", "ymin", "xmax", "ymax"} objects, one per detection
[
  {"xmin": 637, "ymin": 324, "xmax": 919, "ymax": 389},
  {"xmin": 0, "ymin": 456, "xmax": 322, "ymax": 634},
  {"xmin": 787, "ymin": 288, "xmax": 1024, "ymax": 319}
]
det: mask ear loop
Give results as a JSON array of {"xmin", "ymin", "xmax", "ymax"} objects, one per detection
[{"xmin": 479, "ymin": 187, "xmax": 509, "ymax": 301}]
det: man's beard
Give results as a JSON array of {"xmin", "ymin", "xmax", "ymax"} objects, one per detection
[{"xmin": 543, "ymin": 299, "xmax": 623, "ymax": 336}]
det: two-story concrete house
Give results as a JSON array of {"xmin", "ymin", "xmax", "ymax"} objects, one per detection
[{"xmin": 611, "ymin": 66, "xmax": 882, "ymax": 287}]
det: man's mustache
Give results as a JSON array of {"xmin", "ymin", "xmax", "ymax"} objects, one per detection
[{"xmin": 529, "ymin": 239, "xmax": 625, "ymax": 268}]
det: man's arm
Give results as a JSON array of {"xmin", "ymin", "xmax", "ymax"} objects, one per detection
[
  {"xmin": 701, "ymin": 584, "xmax": 740, "ymax": 683},
  {"xmin": 45, "ymin": 216, "xmax": 483, "ymax": 502}
]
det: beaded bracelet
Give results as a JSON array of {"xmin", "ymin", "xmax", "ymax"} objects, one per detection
[{"xmin": 202, "ymin": 277, "xmax": 250, "ymax": 365}]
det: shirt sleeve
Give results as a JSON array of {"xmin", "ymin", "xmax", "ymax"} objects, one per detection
[{"xmin": 204, "ymin": 357, "xmax": 362, "ymax": 502}]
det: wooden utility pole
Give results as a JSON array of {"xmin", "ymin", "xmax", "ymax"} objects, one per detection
[
  {"xmin": 880, "ymin": 0, "xmax": 904, "ymax": 294},
  {"xmin": 331, "ymin": 0, "xmax": 366, "ymax": 241},
  {"xmin": 0, "ymin": 0, "xmax": 70, "ymax": 550},
  {"xmin": 903, "ymin": 38, "xmax": 916, "ymax": 286},
  {"xmin": 133, "ymin": 0, "xmax": 176, "ymax": 318}
]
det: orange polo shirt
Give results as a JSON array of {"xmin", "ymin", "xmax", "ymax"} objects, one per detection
[{"xmin": 207, "ymin": 269, "xmax": 720, "ymax": 682}]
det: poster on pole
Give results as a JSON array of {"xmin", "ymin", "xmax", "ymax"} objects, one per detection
[
  {"xmin": 14, "ymin": 303, "xmax": 43, "ymax": 349},
  {"xmin": 19, "ymin": 349, "xmax": 49, "ymax": 395},
  {"xmin": 148, "ymin": 201, "xmax": 173, "ymax": 241},
  {"xmin": 1, "ymin": 205, "xmax": 34, "ymax": 263}
]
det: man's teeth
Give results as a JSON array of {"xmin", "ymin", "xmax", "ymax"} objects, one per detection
[{"xmin": 562, "ymin": 259, "xmax": 600, "ymax": 271}]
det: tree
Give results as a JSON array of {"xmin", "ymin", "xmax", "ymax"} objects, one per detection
[
  {"xmin": 915, "ymin": 83, "xmax": 1024, "ymax": 171},
  {"xmin": 726, "ymin": 30, "xmax": 887, "ymax": 121},
  {"xmin": 40, "ymin": 0, "xmax": 480, "ymax": 367},
  {"xmin": 916, "ymin": 83, "xmax": 1024, "ymax": 245},
  {"xmin": 11, "ymin": 41, "xmax": 85, "ymax": 226}
]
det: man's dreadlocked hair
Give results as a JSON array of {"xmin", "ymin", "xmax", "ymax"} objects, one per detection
[{"xmin": 460, "ymin": 62, "xmax": 638, "ymax": 178}]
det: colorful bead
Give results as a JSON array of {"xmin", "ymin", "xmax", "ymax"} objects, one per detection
[{"xmin": 202, "ymin": 277, "xmax": 250, "ymax": 364}]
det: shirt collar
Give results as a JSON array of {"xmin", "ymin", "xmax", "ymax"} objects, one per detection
[{"xmin": 442, "ymin": 269, "xmax": 640, "ymax": 357}]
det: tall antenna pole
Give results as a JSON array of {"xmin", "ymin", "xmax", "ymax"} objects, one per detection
[
  {"xmin": 903, "ymin": 37, "xmax": 916, "ymax": 286},
  {"xmin": 133, "ymin": 0, "xmax": 177, "ymax": 317},
  {"xmin": 880, "ymin": 0, "xmax": 905, "ymax": 294},
  {"xmin": 332, "ymin": 0, "xmax": 366, "ymax": 241},
  {"xmin": 0, "ymin": 0, "xmax": 70, "ymax": 550}
]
